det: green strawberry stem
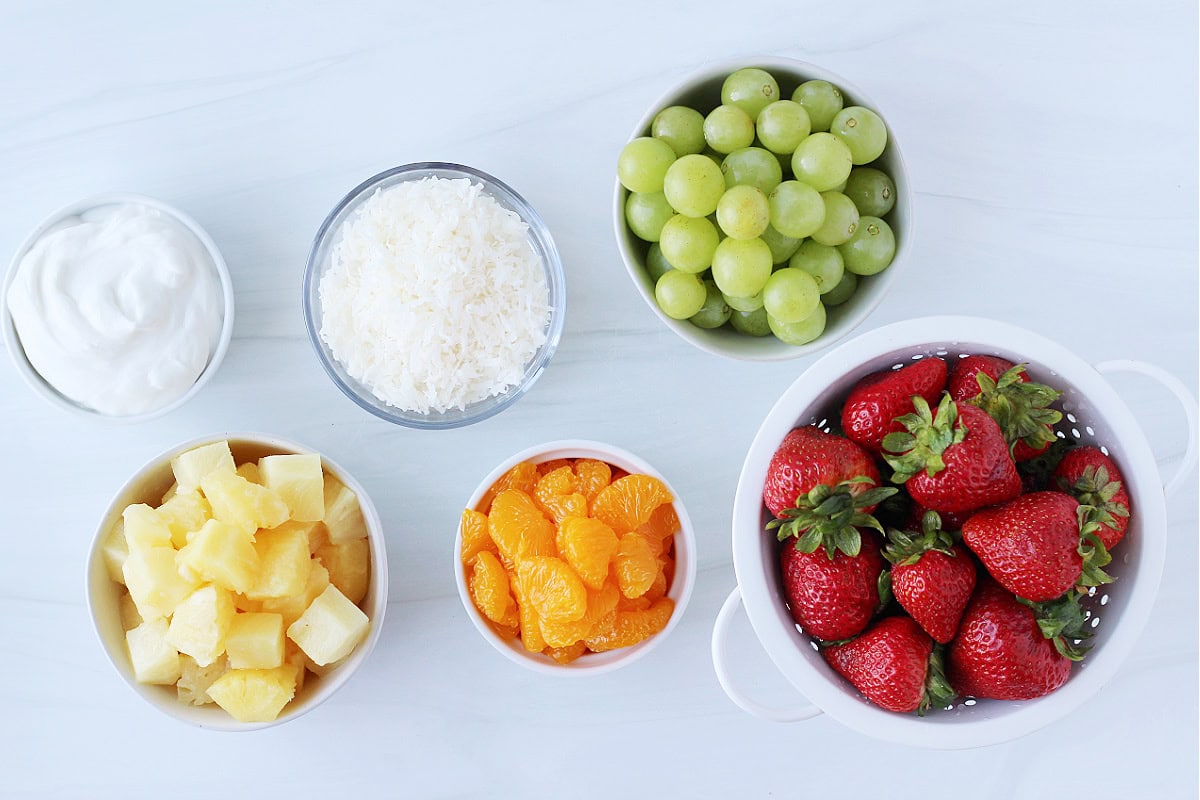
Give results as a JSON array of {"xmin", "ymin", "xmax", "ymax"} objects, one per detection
[
  {"xmin": 883, "ymin": 510, "xmax": 959, "ymax": 566},
  {"xmin": 1058, "ymin": 464, "xmax": 1130, "ymax": 529},
  {"xmin": 882, "ymin": 394, "xmax": 966, "ymax": 484},
  {"xmin": 919, "ymin": 644, "xmax": 957, "ymax": 716},
  {"xmin": 1076, "ymin": 505, "xmax": 1114, "ymax": 587},
  {"xmin": 969, "ymin": 363, "xmax": 1063, "ymax": 453},
  {"xmin": 1018, "ymin": 592, "xmax": 1092, "ymax": 661},
  {"xmin": 766, "ymin": 476, "xmax": 898, "ymax": 559}
]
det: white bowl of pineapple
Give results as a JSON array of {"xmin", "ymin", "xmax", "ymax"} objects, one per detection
[{"xmin": 87, "ymin": 435, "xmax": 388, "ymax": 730}]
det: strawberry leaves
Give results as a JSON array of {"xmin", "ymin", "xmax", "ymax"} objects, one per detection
[
  {"xmin": 1076, "ymin": 505, "xmax": 1114, "ymax": 587},
  {"xmin": 883, "ymin": 510, "xmax": 957, "ymax": 566},
  {"xmin": 882, "ymin": 394, "xmax": 966, "ymax": 483},
  {"xmin": 768, "ymin": 476, "xmax": 897, "ymax": 559},
  {"xmin": 1017, "ymin": 591, "xmax": 1092, "ymax": 661},
  {"xmin": 1058, "ymin": 464, "xmax": 1130, "ymax": 530},
  {"xmin": 968, "ymin": 364, "xmax": 1063, "ymax": 455}
]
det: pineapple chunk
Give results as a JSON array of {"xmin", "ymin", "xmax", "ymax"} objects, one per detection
[
  {"xmin": 262, "ymin": 561, "xmax": 329, "ymax": 628},
  {"xmin": 126, "ymin": 618, "xmax": 182, "ymax": 685},
  {"xmin": 167, "ymin": 585, "xmax": 235, "ymax": 667},
  {"xmin": 287, "ymin": 585, "xmax": 369, "ymax": 666},
  {"xmin": 177, "ymin": 654, "xmax": 229, "ymax": 706},
  {"xmin": 101, "ymin": 520, "xmax": 129, "ymax": 586},
  {"xmin": 259, "ymin": 454, "xmax": 325, "ymax": 522},
  {"xmin": 232, "ymin": 593, "xmax": 263, "ymax": 613},
  {"xmin": 316, "ymin": 539, "xmax": 370, "ymax": 606},
  {"xmin": 206, "ymin": 666, "xmax": 297, "ymax": 723},
  {"xmin": 161, "ymin": 482, "xmax": 179, "ymax": 504},
  {"xmin": 123, "ymin": 504, "xmax": 172, "ymax": 552},
  {"xmin": 201, "ymin": 470, "xmax": 290, "ymax": 535},
  {"xmin": 284, "ymin": 642, "xmax": 307, "ymax": 694},
  {"xmin": 247, "ymin": 525, "xmax": 312, "ymax": 600},
  {"xmin": 176, "ymin": 519, "xmax": 260, "ymax": 595},
  {"xmin": 124, "ymin": 546, "xmax": 198, "ymax": 621},
  {"xmin": 226, "ymin": 612, "xmax": 285, "ymax": 669},
  {"xmin": 157, "ymin": 490, "xmax": 213, "ymax": 549},
  {"xmin": 267, "ymin": 519, "xmax": 326, "ymax": 554},
  {"xmin": 322, "ymin": 474, "xmax": 367, "ymax": 544},
  {"xmin": 172, "ymin": 441, "xmax": 236, "ymax": 494},
  {"xmin": 236, "ymin": 462, "xmax": 261, "ymax": 484},
  {"xmin": 118, "ymin": 592, "xmax": 143, "ymax": 630}
]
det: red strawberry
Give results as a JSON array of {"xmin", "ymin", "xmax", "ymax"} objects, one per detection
[
  {"xmin": 905, "ymin": 502, "xmax": 971, "ymax": 532},
  {"xmin": 949, "ymin": 356, "xmax": 1062, "ymax": 462},
  {"xmin": 883, "ymin": 512, "xmax": 977, "ymax": 644},
  {"xmin": 779, "ymin": 535, "xmax": 885, "ymax": 641},
  {"xmin": 1052, "ymin": 446, "xmax": 1131, "ymax": 550},
  {"xmin": 763, "ymin": 426, "xmax": 881, "ymax": 518},
  {"xmin": 947, "ymin": 579, "xmax": 1083, "ymax": 701},
  {"xmin": 841, "ymin": 357, "xmax": 948, "ymax": 455},
  {"xmin": 961, "ymin": 491, "xmax": 1111, "ymax": 602},
  {"xmin": 883, "ymin": 395, "xmax": 1022, "ymax": 515},
  {"xmin": 823, "ymin": 616, "xmax": 956, "ymax": 714}
]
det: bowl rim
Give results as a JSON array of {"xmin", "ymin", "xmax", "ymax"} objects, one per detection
[
  {"xmin": 1, "ymin": 192, "xmax": 235, "ymax": 422},
  {"xmin": 730, "ymin": 315, "xmax": 1167, "ymax": 748},
  {"xmin": 612, "ymin": 55, "xmax": 913, "ymax": 363},
  {"xmin": 453, "ymin": 439, "xmax": 697, "ymax": 676},
  {"xmin": 302, "ymin": 161, "xmax": 566, "ymax": 429},
  {"xmin": 85, "ymin": 432, "xmax": 390, "ymax": 731}
]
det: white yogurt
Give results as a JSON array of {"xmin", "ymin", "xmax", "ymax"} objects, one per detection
[{"xmin": 5, "ymin": 202, "xmax": 223, "ymax": 416}]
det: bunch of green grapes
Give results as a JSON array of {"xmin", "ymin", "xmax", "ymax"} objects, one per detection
[{"xmin": 618, "ymin": 67, "xmax": 900, "ymax": 346}]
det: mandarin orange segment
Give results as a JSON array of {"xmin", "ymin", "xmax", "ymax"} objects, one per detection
[
  {"xmin": 618, "ymin": 595, "xmax": 651, "ymax": 612},
  {"xmin": 573, "ymin": 459, "xmax": 612, "ymax": 505},
  {"xmin": 540, "ymin": 581, "xmax": 620, "ymax": 647},
  {"xmin": 645, "ymin": 563, "xmax": 669, "ymax": 602},
  {"xmin": 534, "ymin": 466, "xmax": 580, "ymax": 519},
  {"xmin": 460, "ymin": 509, "xmax": 495, "ymax": 565},
  {"xmin": 556, "ymin": 516, "xmax": 620, "ymax": 590},
  {"xmin": 638, "ymin": 503, "xmax": 681, "ymax": 544},
  {"xmin": 545, "ymin": 641, "xmax": 588, "ymax": 664},
  {"xmin": 541, "ymin": 493, "xmax": 589, "ymax": 525},
  {"xmin": 516, "ymin": 556, "xmax": 587, "ymax": 623},
  {"xmin": 479, "ymin": 461, "xmax": 539, "ymax": 513},
  {"xmin": 470, "ymin": 551, "xmax": 519, "ymax": 627},
  {"xmin": 537, "ymin": 458, "xmax": 572, "ymax": 477},
  {"xmin": 584, "ymin": 598, "xmax": 675, "ymax": 652},
  {"xmin": 615, "ymin": 532, "xmax": 659, "ymax": 599},
  {"xmin": 488, "ymin": 490, "xmax": 556, "ymax": 565},
  {"xmin": 592, "ymin": 475, "xmax": 673, "ymax": 533},
  {"xmin": 511, "ymin": 573, "xmax": 547, "ymax": 653},
  {"xmin": 490, "ymin": 622, "xmax": 519, "ymax": 641}
]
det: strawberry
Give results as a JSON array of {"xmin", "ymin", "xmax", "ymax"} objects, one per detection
[
  {"xmin": 762, "ymin": 426, "xmax": 881, "ymax": 518},
  {"xmin": 905, "ymin": 502, "xmax": 970, "ymax": 532},
  {"xmin": 948, "ymin": 356, "xmax": 1063, "ymax": 462},
  {"xmin": 1052, "ymin": 446, "xmax": 1131, "ymax": 550},
  {"xmin": 961, "ymin": 491, "xmax": 1112, "ymax": 602},
  {"xmin": 947, "ymin": 579, "xmax": 1088, "ymax": 701},
  {"xmin": 823, "ymin": 616, "xmax": 956, "ymax": 714},
  {"xmin": 882, "ymin": 512, "xmax": 976, "ymax": 644},
  {"xmin": 883, "ymin": 394, "xmax": 1021, "ymax": 515},
  {"xmin": 841, "ymin": 357, "xmax": 948, "ymax": 455}
]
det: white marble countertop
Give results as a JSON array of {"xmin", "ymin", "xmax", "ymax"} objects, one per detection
[{"xmin": 1, "ymin": 2, "xmax": 1196, "ymax": 797}]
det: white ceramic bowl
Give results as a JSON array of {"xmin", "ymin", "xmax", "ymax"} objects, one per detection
[
  {"xmin": 86, "ymin": 433, "xmax": 389, "ymax": 730},
  {"xmin": 455, "ymin": 440, "xmax": 697, "ymax": 675},
  {"xmin": 613, "ymin": 56, "xmax": 912, "ymax": 362},
  {"xmin": 712, "ymin": 316, "xmax": 1197, "ymax": 748},
  {"xmin": 1, "ymin": 192, "xmax": 235, "ymax": 422}
]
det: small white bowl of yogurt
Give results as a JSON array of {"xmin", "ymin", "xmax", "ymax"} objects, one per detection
[{"xmin": 2, "ymin": 193, "xmax": 235, "ymax": 421}]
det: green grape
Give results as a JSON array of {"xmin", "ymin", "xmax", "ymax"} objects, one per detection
[
  {"xmin": 663, "ymin": 154, "xmax": 726, "ymax": 218},
  {"xmin": 711, "ymin": 237, "xmax": 773, "ymax": 298},
  {"xmin": 839, "ymin": 215, "xmax": 896, "ymax": 275},
  {"xmin": 792, "ymin": 80, "xmax": 844, "ymax": 132},
  {"xmin": 762, "ymin": 268, "xmax": 820, "ymax": 323},
  {"xmin": 659, "ymin": 214, "xmax": 719, "ymax": 273},
  {"xmin": 652, "ymin": 106, "xmax": 706, "ymax": 157},
  {"xmin": 756, "ymin": 100, "xmax": 811, "ymax": 154},
  {"xmin": 791, "ymin": 133, "xmax": 853, "ymax": 192},
  {"xmin": 721, "ymin": 68, "xmax": 780, "ymax": 120},
  {"xmin": 645, "ymin": 243, "xmax": 674, "ymax": 282},
  {"xmin": 822, "ymin": 271, "xmax": 858, "ymax": 306},
  {"xmin": 716, "ymin": 185, "xmax": 770, "ymax": 240},
  {"xmin": 655, "ymin": 270, "xmax": 707, "ymax": 319},
  {"xmin": 724, "ymin": 291, "xmax": 764, "ymax": 312},
  {"xmin": 624, "ymin": 191, "xmax": 675, "ymax": 242},
  {"xmin": 689, "ymin": 280, "xmax": 732, "ymax": 329},
  {"xmin": 843, "ymin": 167, "xmax": 896, "ymax": 217},
  {"xmin": 830, "ymin": 106, "xmax": 887, "ymax": 165},
  {"xmin": 768, "ymin": 181, "xmax": 825, "ymax": 239},
  {"xmin": 618, "ymin": 137, "xmax": 676, "ymax": 193},
  {"xmin": 760, "ymin": 224, "xmax": 803, "ymax": 264},
  {"xmin": 811, "ymin": 191, "xmax": 860, "ymax": 246},
  {"xmin": 730, "ymin": 306, "xmax": 772, "ymax": 336},
  {"xmin": 769, "ymin": 302, "xmax": 827, "ymax": 345},
  {"xmin": 722, "ymin": 147, "xmax": 783, "ymax": 194},
  {"xmin": 703, "ymin": 105, "xmax": 756, "ymax": 154},
  {"xmin": 789, "ymin": 240, "xmax": 845, "ymax": 294}
]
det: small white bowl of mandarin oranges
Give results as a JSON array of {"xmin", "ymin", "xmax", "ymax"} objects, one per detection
[
  {"xmin": 455, "ymin": 441, "xmax": 696, "ymax": 675},
  {"xmin": 86, "ymin": 435, "xmax": 387, "ymax": 730}
]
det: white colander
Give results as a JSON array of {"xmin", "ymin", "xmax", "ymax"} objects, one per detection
[{"xmin": 711, "ymin": 315, "xmax": 1197, "ymax": 749}]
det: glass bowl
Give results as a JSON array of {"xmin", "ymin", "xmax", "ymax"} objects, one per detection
[{"xmin": 303, "ymin": 163, "xmax": 566, "ymax": 429}]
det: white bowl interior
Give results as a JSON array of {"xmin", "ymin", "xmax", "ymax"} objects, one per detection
[
  {"xmin": 613, "ymin": 56, "xmax": 912, "ymax": 362},
  {"xmin": 455, "ymin": 439, "xmax": 697, "ymax": 676},
  {"xmin": 86, "ymin": 434, "xmax": 389, "ymax": 730},
  {"xmin": 732, "ymin": 316, "xmax": 1166, "ymax": 748}
]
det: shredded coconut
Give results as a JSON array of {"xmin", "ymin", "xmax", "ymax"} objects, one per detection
[{"xmin": 319, "ymin": 177, "xmax": 550, "ymax": 414}]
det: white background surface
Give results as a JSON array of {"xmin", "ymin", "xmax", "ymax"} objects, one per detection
[{"xmin": 1, "ymin": 2, "xmax": 1197, "ymax": 797}]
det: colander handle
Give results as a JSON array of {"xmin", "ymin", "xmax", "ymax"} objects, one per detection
[
  {"xmin": 1095, "ymin": 360, "xmax": 1198, "ymax": 497},
  {"xmin": 711, "ymin": 587, "xmax": 822, "ymax": 723}
]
